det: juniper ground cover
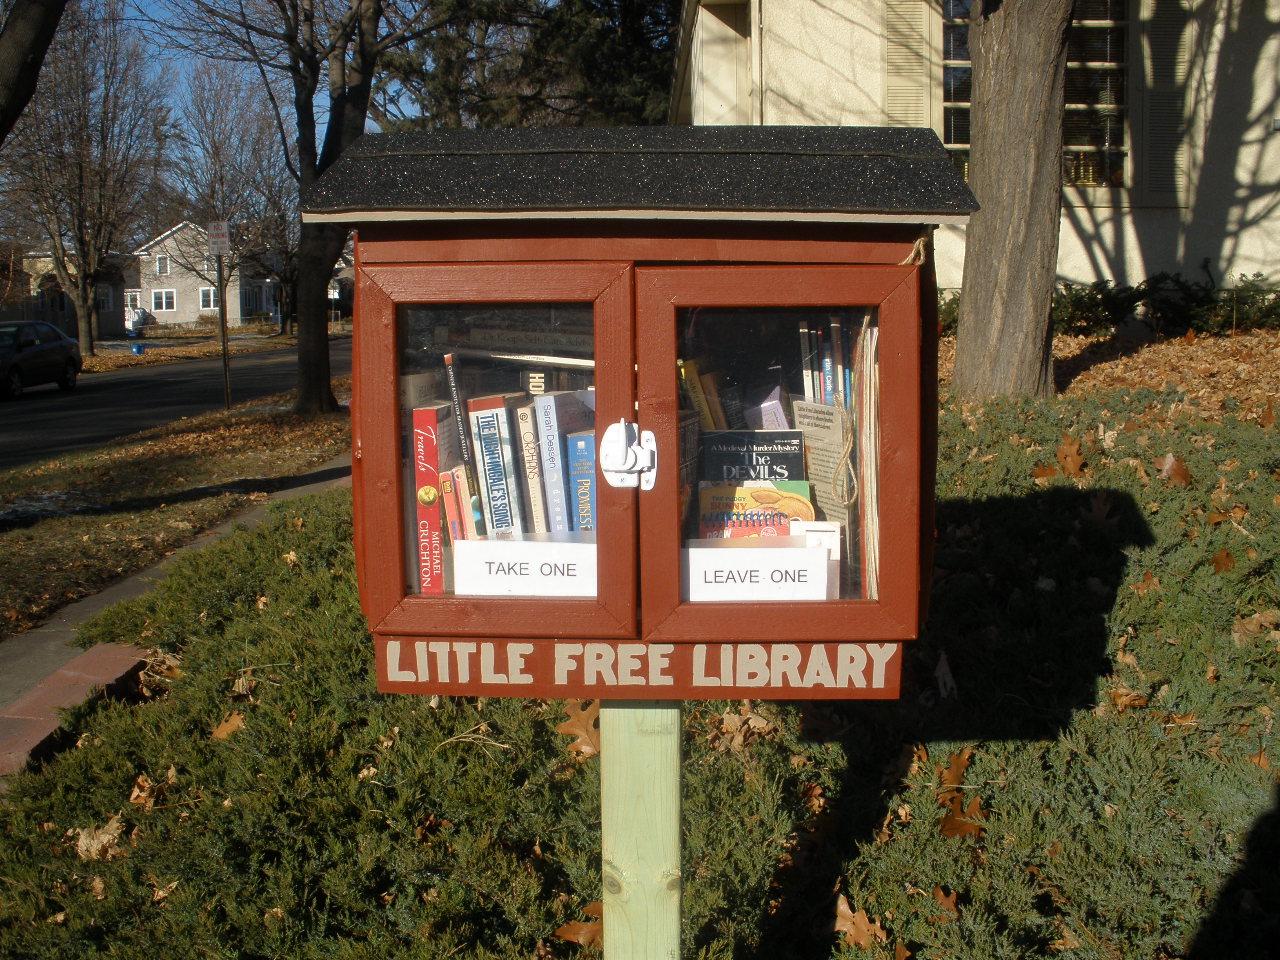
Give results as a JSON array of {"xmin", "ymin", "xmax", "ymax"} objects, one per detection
[{"xmin": 0, "ymin": 381, "xmax": 1275, "ymax": 959}]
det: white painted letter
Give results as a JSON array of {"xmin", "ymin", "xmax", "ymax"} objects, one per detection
[
  {"xmin": 480, "ymin": 643, "xmax": 509, "ymax": 683},
  {"xmin": 385, "ymin": 641, "xmax": 416, "ymax": 682},
  {"xmin": 867, "ymin": 643, "xmax": 899, "ymax": 688},
  {"xmin": 692, "ymin": 645, "xmax": 719, "ymax": 685},
  {"xmin": 616, "ymin": 644, "xmax": 645, "ymax": 685},
  {"xmin": 801, "ymin": 644, "xmax": 836, "ymax": 687},
  {"xmin": 648, "ymin": 644, "xmax": 675, "ymax": 686},
  {"xmin": 428, "ymin": 641, "xmax": 451, "ymax": 682},
  {"xmin": 836, "ymin": 644, "xmax": 869, "ymax": 688},
  {"xmin": 583, "ymin": 643, "xmax": 617, "ymax": 686},
  {"xmin": 507, "ymin": 643, "xmax": 534, "ymax": 684},
  {"xmin": 770, "ymin": 644, "xmax": 803, "ymax": 687},
  {"xmin": 554, "ymin": 643, "xmax": 583, "ymax": 685},
  {"xmin": 736, "ymin": 644, "xmax": 769, "ymax": 687},
  {"xmin": 453, "ymin": 642, "xmax": 476, "ymax": 684}
]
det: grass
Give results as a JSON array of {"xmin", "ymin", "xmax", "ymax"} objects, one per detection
[
  {"xmin": 0, "ymin": 384, "xmax": 1276, "ymax": 959},
  {"xmin": 0, "ymin": 389, "xmax": 349, "ymax": 642}
]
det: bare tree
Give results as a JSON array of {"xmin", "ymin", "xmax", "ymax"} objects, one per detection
[
  {"xmin": 1, "ymin": 0, "xmax": 167, "ymax": 355},
  {"xmin": 0, "ymin": 0, "xmax": 67, "ymax": 146},
  {"xmin": 146, "ymin": 0, "xmax": 450, "ymax": 415},
  {"xmin": 953, "ymin": 0, "xmax": 1074, "ymax": 398}
]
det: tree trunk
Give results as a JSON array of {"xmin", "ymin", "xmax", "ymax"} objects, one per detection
[
  {"xmin": 71, "ymin": 287, "xmax": 94, "ymax": 357},
  {"xmin": 293, "ymin": 220, "xmax": 346, "ymax": 414},
  {"xmin": 0, "ymin": 0, "xmax": 66, "ymax": 147},
  {"xmin": 954, "ymin": 0, "xmax": 1073, "ymax": 398}
]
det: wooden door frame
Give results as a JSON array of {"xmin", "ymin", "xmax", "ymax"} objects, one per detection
[{"xmin": 635, "ymin": 264, "xmax": 924, "ymax": 643}]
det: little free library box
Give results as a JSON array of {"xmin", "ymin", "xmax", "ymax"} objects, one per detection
[{"xmin": 302, "ymin": 126, "xmax": 976, "ymax": 702}]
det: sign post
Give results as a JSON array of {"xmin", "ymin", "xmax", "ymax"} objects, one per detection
[{"xmin": 207, "ymin": 221, "xmax": 232, "ymax": 410}]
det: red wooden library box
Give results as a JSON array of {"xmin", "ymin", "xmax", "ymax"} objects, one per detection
[{"xmin": 301, "ymin": 127, "xmax": 976, "ymax": 702}]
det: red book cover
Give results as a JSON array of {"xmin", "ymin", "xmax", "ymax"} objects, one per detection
[
  {"xmin": 411, "ymin": 403, "xmax": 455, "ymax": 595},
  {"xmin": 440, "ymin": 468, "xmax": 466, "ymax": 543}
]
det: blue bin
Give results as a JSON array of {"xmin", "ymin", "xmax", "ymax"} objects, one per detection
[{"xmin": 131, "ymin": 343, "xmax": 145, "ymax": 356}]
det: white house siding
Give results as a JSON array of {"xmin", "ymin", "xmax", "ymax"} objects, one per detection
[{"xmin": 673, "ymin": 0, "xmax": 1280, "ymax": 289}]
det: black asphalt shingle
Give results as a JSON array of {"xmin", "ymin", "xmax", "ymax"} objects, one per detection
[{"xmin": 301, "ymin": 126, "xmax": 977, "ymax": 220}]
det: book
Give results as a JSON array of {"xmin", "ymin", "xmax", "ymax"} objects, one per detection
[
  {"xmin": 521, "ymin": 370, "xmax": 549, "ymax": 395},
  {"xmin": 830, "ymin": 319, "xmax": 846, "ymax": 409},
  {"xmin": 745, "ymin": 383, "xmax": 791, "ymax": 430},
  {"xmin": 451, "ymin": 464, "xmax": 482, "ymax": 539},
  {"xmin": 679, "ymin": 359, "xmax": 716, "ymax": 430},
  {"xmin": 535, "ymin": 390, "xmax": 596, "ymax": 533},
  {"xmin": 410, "ymin": 402, "xmax": 460, "ymax": 595},
  {"xmin": 515, "ymin": 400, "xmax": 549, "ymax": 534},
  {"xmin": 443, "ymin": 353, "xmax": 486, "ymax": 536},
  {"xmin": 798, "ymin": 320, "xmax": 814, "ymax": 403},
  {"xmin": 699, "ymin": 371, "xmax": 730, "ymax": 429},
  {"xmin": 700, "ymin": 430, "xmax": 806, "ymax": 482},
  {"xmin": 697, "ymin": 480, "xmax": 815, "ymax": 539},
  {"xmin": 856, "ymin": 323, "xmax": 881, "ymax": 599},
  {"xmin": 468, "ymin": 392, "xmax": 526, "ymax": 534},
  {"xmin": 439, "ymin": 468, "xmax": 466, "ymax": 543},
  {"xmin": 820, "ymin": 329, "xmax": 834, "ymax": 405},
  {"xmin": 809, "ymin": 326, "xmax": 824, "ymax": 404},
  {"xmin": 718, "ymin": 379, "xmax": 748, "ymax": 429},
  {"xmin": 567, "ymin": 429, "xmax": 597, "ymax": 532}
]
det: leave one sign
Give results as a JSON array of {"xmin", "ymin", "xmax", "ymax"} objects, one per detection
[
  {"xmin": 377, "ymin": 638, "xmax": 902, "ymax": 700},
  {"xmin": 206, "ymin": 221, "xmax": 231, "ymax": 256}
]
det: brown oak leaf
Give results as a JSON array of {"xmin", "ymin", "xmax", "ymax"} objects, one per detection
[
  {"xmin": 1130, "ymin": 571, "xmax": 1161, "ymax": 596},
  {"xmin": 940, "ymin": 795, "xmax": 986, "ymax": 839},
  {"xmin": 937, "ymin": 746, "xmax": 973, "ymax": 805},
  {"xmin": 1261, "ymin": 398, "xmax": 1276, "ymax": 428},
  {"xmin": 1108, "ymin": 686, "xmax": 1149, "ymax": 712},
  {"xmin": 1233, "ymin": 609, "xmax": 1280, "ymax": 646},
  {"xmin": 834, "ymin": 895, "xmax": 887, "ymax": 949},
  {"xmin": 1032, "ymin": 463, "xmax": 1059, "ymax": 486},
  {"xmin": 931, "ymin": 884, "xmax": 959, "ymax": 918},
  {"xmin": 1211, "ymin": 548, "xmax": 1236, "ymax": 574},
  {"xmin": 1153, "ymin": 453, "xmax": 1191, "ymax": 487},
  {"xmin": 75, "ymin": 815, "xmax": 125, "ymax": 861},
  {"xmin": 1056, "ymin": 434, "xmax": 1086, "ymax": 478},
  {"xmin": 211, "ymin": 712, "xmax": 245, "ymax": 741},
  {"xmin": 556, "ymin": 699, "xmax": 601, "ymax": 759},
  {"xmin": 1250, "ymin": 748, "xmax": 1270, "ymax": 771},
  {"xmin": 555, "ymin": 901, "xmax": 603, "ymax": 948},
  {"xmin": 895, "ymin": 943, "xmax": 913, "ymax": 960}
]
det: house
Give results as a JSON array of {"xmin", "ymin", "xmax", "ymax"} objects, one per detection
[
  {"xmin": 19, "ymin": 250, "xmax": 128, "ymax": 338},
  {"xmin": 669, "ymin": 0, "xmax": 1280, "ymax": 289},
  {"xmin": 130, "ymin": 222, "xmax": 278, "ymax": 326}
]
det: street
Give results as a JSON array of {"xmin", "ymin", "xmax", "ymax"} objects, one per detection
[{"xmin": 0, "ymin": 339, "xmax": 352, "ymax": 470}]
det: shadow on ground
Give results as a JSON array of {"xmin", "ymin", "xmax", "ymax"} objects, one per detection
[{"xmin": 747, "ymin": 487, "xmax": 1154, "ymax": 959}]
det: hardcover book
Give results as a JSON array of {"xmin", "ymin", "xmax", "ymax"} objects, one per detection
[
  {"xmin": 567, "ymin": 429, "xmax": 597, "ymax": 532},
  {"xmin": 534, "ymin": 390, "xmax": 596, "ymax": 533},
  {"xmin": 467, "ymin": 392, "xmax": 526, "ymax": 534},
  {"xmin": 700, "ymin": 430, "xmax": 806, "ymax": 482},
  {"xmin": 697, "ymin": 480, "xmax": 815, "ymax": 540},
  {"xmin": 410, "ymin": 402, "xmax": 460, "ymax": 595},
  {"xmin": 679, "ymin": 359, "xmax": 716, "ymax": 430},
  {"xmin": 515, "ymin": 400, "xmax": 549, "ymax": 534}
]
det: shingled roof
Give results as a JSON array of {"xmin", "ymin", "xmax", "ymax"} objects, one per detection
[{"xmin": 301, "ymin": 126, "xmax": 977, "ymax": 224}]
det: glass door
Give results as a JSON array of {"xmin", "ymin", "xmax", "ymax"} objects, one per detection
[
  {"xmin": 355, "ymin": 262, "xmax": 637, "ymax": 639},
  {"xmin": 636, "ymin": 265, "xmax": 923, "ymax": 643}
]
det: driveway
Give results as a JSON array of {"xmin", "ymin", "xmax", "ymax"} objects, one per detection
[{"xmin": 0, "ymin": 339, "xmax": 352, "ymax": 471}]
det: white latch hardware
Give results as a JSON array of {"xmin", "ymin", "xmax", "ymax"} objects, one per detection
[{"xmin": 599, "ymin": 418, "xmax": 657, "ymax": 491}]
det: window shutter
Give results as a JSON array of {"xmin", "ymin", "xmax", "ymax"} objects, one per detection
[
  {"xmin": 1138, "ymin": 0, "xmax": 1193, "ymax": 207},
  {"xmin": 883, "ymin": 0, "xmax": 930, "ymax": 127}
]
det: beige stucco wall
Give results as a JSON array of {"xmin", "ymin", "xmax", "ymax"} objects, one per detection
[{"xmin": 676, "ymin": 0, "xmax": 1280, "ymax": 290}]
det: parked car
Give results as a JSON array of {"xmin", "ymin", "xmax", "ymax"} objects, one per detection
[{"xmin": 0, "ymin": 322, "xmax": 83, "ymax": 398}]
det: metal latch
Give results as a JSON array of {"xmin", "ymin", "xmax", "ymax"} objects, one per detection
[{"xmin": 599, "ymin": 419, "xmax": 657, "ymax": 491}]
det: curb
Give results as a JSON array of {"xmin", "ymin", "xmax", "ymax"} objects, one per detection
[{"xmin": 0, "ymin": 453, "xmax": 352, "ymax": 778}]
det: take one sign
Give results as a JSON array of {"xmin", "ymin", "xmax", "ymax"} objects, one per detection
[{"xmin": 376, "ymin": 638, "xmax": 902, "ymax": 700}]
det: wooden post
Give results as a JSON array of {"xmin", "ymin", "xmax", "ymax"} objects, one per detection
[{"xmin": 600, "ymin": 701, "xmax": 682, "ymax": 960}]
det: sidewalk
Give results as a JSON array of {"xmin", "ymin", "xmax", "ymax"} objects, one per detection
[{"xmin": 0, "ymin": 454, "xmax": 352, "ymax": 776}]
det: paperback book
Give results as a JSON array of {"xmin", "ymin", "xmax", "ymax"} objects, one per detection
[
  {"xmin": 535, "ymin": 390, "xmax": 596, "ymax": 533},
  {"xmin": 697, "ymin": 480, "xmax": 815, "ymax": 539},
  {"xmin": 700, "ymin": 430, "xmax": 806, "ymax": 482},
  {"xmin": 567, "ymin": 429, "xmax": 597, "ymax": 532},
  {"xmin": 467, "ymin": 392, "xmax": 526, "ymax": 534}
]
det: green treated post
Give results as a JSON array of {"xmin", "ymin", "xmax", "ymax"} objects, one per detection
[{"xmin": 600, "ymin": 701, "xmax": 682, "ymax": 960}]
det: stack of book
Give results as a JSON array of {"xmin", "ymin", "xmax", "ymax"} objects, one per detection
[{"xmin": 406, "ymin": 352, "xmax": 598, "ymax": 596}]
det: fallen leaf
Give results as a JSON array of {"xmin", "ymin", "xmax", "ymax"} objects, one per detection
[
  {"xmin": 231, "ymin": 672, "xmax": 257, "ymax": 699},
  {"xmin": 1205, "ymin": 661, "xmax": 1220, "ymax": 683},
  {"xmin": 895, "ymin": 944, "xmax": 913, "ymax": 960},
  {"xmin": 1250, "ymin": 748, "xmax": 1270, "ymax": 771},
  {"xmin": 90, "ymin": 876, "xmax": 105, "ymax": 900},
  {"xmin": 150, "ymin": 877, "xmax": 179, "ymax": 903},
  {"xmin": 555, "ymin": 700, "xmax": 600, "ymax": 759},
  {"xmin": 211, "ymin": 712, "xmax": 245, "ymax": 741},
  {"xmin": 1056, "ymin": 434, "xmax": 1086, "ymax": 478},
  {"xmin": 937, "ymin": 746, "xmax": 973, "ymax": 805},
  {"xmin": 931, "ymin": 884, "xmax": 959, "ymax": 916},
  {"xmin": 940, "ymin": 795, "xmax": 986, "ymax": 839},
  {"xmin": 1153, "ymin": 453, "xmax": 1191, "ymax": 487},
  {"xmin": 46, "ymin": 912, "xmax": 66, "ymax": 925},
  {"xmin": 1211, "ymin": 548, "xmax": 1236, "ymax": 574},
  {"xmin": 555, "ymin": 901, "xmax": 603, "ymax": 947},
  {"xmin": 282, "ymin": 550, "xmax": 298, "ymax": 567},
  {"xmin": 128, "ymin": 773, "xmax": 163, "ymax": 812},
  {"xmin": 1050, "ymin": 921, "xmax": 1083, "ymax": 951},
  {"xmin": 1032, "ymin": 463, "xmax": 1059, "ymax": 486},
  {"xmin": 75, "ymin": 815, "xmax": 125, "ymax": 861},
  {"xmin": 834, "ymin": 895, "xmax": 888, "ymax": 949},
  {"xmin": 256, "ymin": 595, "xmax": 269, "ymax": 610},
  {"xmin": 1233, "ymin": 609, "xmax": 1280, "ymax": 646},
  {"xmin": 1130, "ymin": 571, "xmax": 1161, "ymax": 596},
  {"xmin": 1108, "ymin": 686, "xmax": 1148, "ymax": 712},
  {"xmin": 1261, "ymin": 399, "xmax": 1276, "ymax": 428}
]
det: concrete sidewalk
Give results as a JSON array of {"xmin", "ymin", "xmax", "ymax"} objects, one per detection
[{"xmin": 0, "ymin": 454, "xmax": 352, "ymax": 776}]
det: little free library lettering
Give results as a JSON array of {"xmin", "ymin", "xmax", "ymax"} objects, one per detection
[{"xmin": 302, "ymin": 126, "xmax": 976, "ymax": 702}]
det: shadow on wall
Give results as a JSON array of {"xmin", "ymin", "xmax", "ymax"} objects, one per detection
[
  {"xmin": 746, "ymin": 487, "xmax": 1153, "ymax": 959},
  {"xmin": 1062, "ymin": 0, "xmax": 1280, "ymax": 285}
]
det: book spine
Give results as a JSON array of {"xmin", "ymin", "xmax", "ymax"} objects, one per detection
[
  {"xmin": 410, "ymin": 407, "xmax": 446, "ymax": 596},
  {"xmin": 516, "ymin": 404, "xmax": 548, "ymax": 533},
  {"xmin": 443, "ymin": 354, "xmax": 485, "ymax": 536},
  {"xmin": 568, "ymin": 431, "xmax": 597, "ymax": 532},
  {"xmin": 820, "ymin": 329, "xmax": 834, "ymax": 405},
  {"xmin": 452, "ymin": 465, "xmax": 481, "ymax": 539},
  {"xmin": 536, "ymin": 396, "xmax": 571, "ymax": 533},
  {"xmin": 798, "ymin": 321, "xmax": 813, "ymax": 403},
  {"xmin": 680, "ymin": 360, "xmax": 716, "ymax": 430},
  {"xmin": 700, "ymin": 372, "xmax": 729, "ymax": 430},
  {"xmin": 830, "ymin": 320, "xmax": 845, "ymax": 408},
  {"xmin": 494, "ymin": 403, "xmax": 525, "ymax": 532},
  {"xmin": 439, "ymin": 468, "xmax": 466, "ymax": 542},
  {"xmin": 470, "ymin": 408, "xmax": 517, "ymax": 532}
]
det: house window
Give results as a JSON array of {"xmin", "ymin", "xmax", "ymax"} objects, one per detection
[
  {"xmin": 199, "ymin": 287, "xmax": 221, "ymax": 310},
  {"xmin": 152, "ymin": 289, "xmax": 176, "ymax": 311},
  {"xmin": 941, "ymin": 0, "xmax": 1127, "ymax": 188},
  {"xmin": 156, "ymin": 255, "xmax": 170, "ymax": 276},
  {"xmin": 125, "ymin": 289, "xmax": 141, "ymax": 311}
]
